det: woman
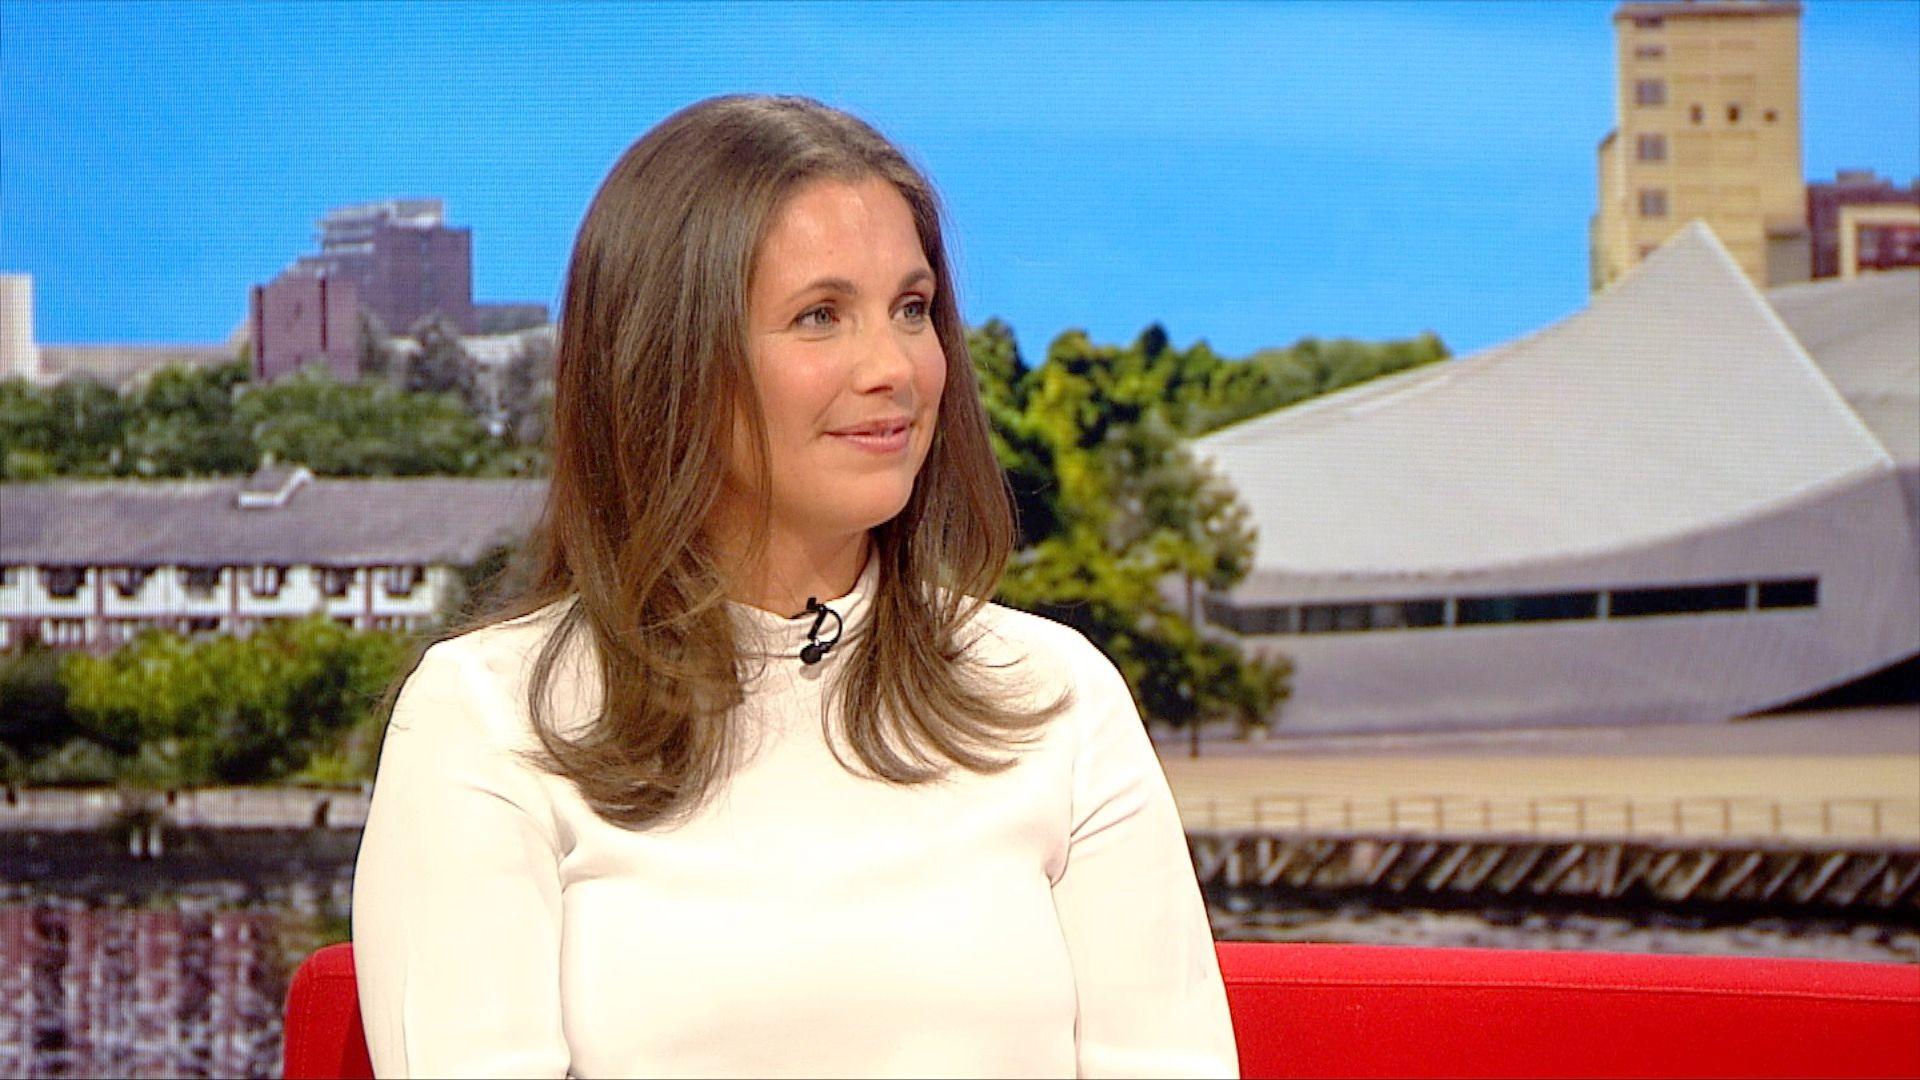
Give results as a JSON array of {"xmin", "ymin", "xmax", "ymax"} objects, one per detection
[{"xmin": 352, "ymin": 94, "xmax": 1238, "ymax": 1079}]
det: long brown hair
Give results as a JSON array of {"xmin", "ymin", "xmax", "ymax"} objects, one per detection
[{"xmin": 446, "ymin": 95, "xmax": 1063, "ymax": 829}]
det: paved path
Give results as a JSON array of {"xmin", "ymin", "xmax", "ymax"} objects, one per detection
[
  {"xmin": 1156, "ymin": 705, "xmax": 1920, "ymax": 840},
  {"xmin": 6, "ymin": 707, "xmax": 1913, "ymax": 840}
]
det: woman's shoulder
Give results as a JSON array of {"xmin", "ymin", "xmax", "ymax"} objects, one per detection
[
  {"xmin": 426, "ymin": 596, "xmax": 579, "ymax": 674},
  {"xmin": 961, "ymin": 598, "xmax": 1124, "ymax": 689},
  {"xmin": 395, "ymin": 597, "xmax": 594, "ymax": 742}
]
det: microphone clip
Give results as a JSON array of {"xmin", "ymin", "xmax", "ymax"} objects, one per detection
[{"xmin": 799, "ymin": 596, "xmax": 843, "ymax": 665}]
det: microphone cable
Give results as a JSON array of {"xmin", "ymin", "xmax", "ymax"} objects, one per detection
[{"xmin": 799, "ymin": 597, "xmax": 843, "ymax": 665}]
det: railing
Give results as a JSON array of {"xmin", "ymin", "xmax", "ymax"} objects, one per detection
[
  {"xmin": 6, "ymin": 788, "xmax": 1916, "ymax": 843},
  {"xmin": 0, "ymin": 787, "xmax": 371, "ymax": 831},
  {"xmin": 1180, "ymin": 793, "xmax": 1920, "ymax": 842}
]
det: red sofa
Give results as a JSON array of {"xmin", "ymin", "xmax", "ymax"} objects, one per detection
[{"xmin": 285, "ymin": 941, "xmax": 1920, "ymax": 1078}]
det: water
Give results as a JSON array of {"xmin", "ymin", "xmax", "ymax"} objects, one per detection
[
  {"xmin": 0, "ymin": 894, "xmax": 1910, "ymax": 1078},
  {"xmin": 0, "ymin": 899, "xmax": 333, "ymax": 1080},
  {"xmin": 1210, "ymin": 900, "xmax": 1920, "ymax": 964}
]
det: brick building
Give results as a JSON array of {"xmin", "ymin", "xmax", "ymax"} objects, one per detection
[{"xmin": 1807, "ymin": 170, "xmax": 1920, "ymax": 279}]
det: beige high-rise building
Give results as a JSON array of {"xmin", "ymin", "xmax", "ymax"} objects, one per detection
[{"xmin": 1591, "ymin": 1, "xmax": 1809, "ymax": 292}]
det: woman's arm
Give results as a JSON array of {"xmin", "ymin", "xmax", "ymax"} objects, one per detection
[
  {"xmin": 352, "ymin": 642, "xmax": 572, "ymax": 1079},
  {"xmin": 1050, "ymin": 639, "xmax": 1241, "ymax": 1079}
]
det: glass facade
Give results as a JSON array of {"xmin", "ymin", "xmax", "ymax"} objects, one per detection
[{"xmin": 1207, "ymin": 577, "xmax": 1819, "ymax": 636}]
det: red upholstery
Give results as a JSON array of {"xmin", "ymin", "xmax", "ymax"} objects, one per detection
[{"xmin": 286, "ymin": 940, "xmax": 1920, "ymax": 1078}]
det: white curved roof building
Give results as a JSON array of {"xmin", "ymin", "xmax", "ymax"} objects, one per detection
[{"xmin": 1194, "ymin": 223, "xmax": 1920, "ymax": 733}]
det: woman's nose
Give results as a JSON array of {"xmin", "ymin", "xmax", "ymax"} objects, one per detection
[{"xmin": 852, "ymin": 320, "xmax": 915, "ymax": 393}]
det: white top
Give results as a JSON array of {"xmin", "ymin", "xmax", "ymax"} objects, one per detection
[{"xmin": 352, "ymin": 556, "xmax": 1239, "ymax": 1078}]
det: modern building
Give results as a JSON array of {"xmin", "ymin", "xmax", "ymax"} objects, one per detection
[
  {"xmin": 1194, "ymin": 223, "xmax": 1920, "ymax": 734},
  {"xmin": 1807, "ymin": 170, "xmax": 1920, "ymax": 279},
  {"xmin": 0, "ymin": 467, "xmax": 544, "ymax": 651},
  {"xmin": 249, "ymin": 199, "xmax": 548, "ymax": 384},
  {"xmin": 249, "ymin": 271, "xmax": 362, "ymax": 383},
  {"xmin": 297, "ymin": 198, "xmax": 475, "ymax": 339},
  {"xmin": 251, "ymin": 198, "xmax": 472, "ymax": 383},
  {"xmin": 1591, "ymin": 0, "xmax": 1809, "ymax": 292},
  {"xmin": 0, "ymin": 274, "xmax": 45, "ymax": 384}
]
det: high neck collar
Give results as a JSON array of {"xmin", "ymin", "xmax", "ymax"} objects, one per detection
[{"xmin": 727, "ymin": 552, "xmax": 879, "ymax": 663}]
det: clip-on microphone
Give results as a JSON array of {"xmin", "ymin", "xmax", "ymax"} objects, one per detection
[{"xmin": 799, "ymin": 597, "xmax": 843, "ymax": 665}]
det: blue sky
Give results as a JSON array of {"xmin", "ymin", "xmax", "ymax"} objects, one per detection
[{"xmin": 3, "ymin": 1, "xmax": 1915, "ymax": 359}]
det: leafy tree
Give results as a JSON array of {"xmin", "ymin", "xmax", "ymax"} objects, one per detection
[
  {"xmin": 237, "ymin": 366, "xmax": 519, "ymax": 476},
  {"xmin": 502, "ymin": 332, "xmax": 555, "ymax": 451},
  {"xmin": 59, "ymin": 616, "xmax": 412, "ymax": 787},
  {"xmin": 0, "ymin": 379, "xmax": 57, "ymax": 479},
  {"xmin": 121, "ymin": 361, "xmax": 255, "ymax": 475},
  {"xmin": 0, "ymin": 648, "xmax": 77, "ymax": 759},
  {"xmin": 356, "ymin": 311, "xmax": 396, "ymax": 383},
  {"xmin": 981, "ymin": 323, "xmax": 1286, "ymax": 735},
  {"xmin": 405, "ymin": 313, "xmax": 479, "ymax": 411}
]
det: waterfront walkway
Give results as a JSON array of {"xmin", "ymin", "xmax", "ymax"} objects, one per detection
[
  {"xmin": 4, "ymin": 706, "xmax": 1913, "ymax": 843},
  {"xmin": 1158, "ymin": 705, "xmax": 1920, "ymax": 842}
]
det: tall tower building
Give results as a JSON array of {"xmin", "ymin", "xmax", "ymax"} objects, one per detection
[
  {"xmin": 251, "ymin": 198, "xmax": 475, "ymax": 382},
  {"xmin": 295, "ymin": 198, "xmax": 473, "ymax": 336},
  {"xmin": 0, "ymin": 274, "xmax": 45, "ymax": 383},
  {"xmin": 1591, "ymin": 1, "xmax": 1809, "ymax": 292}
]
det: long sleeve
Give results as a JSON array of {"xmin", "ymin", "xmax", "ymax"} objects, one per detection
[
  {"xmin": 1049, "ymin": 640, "xmax": 1241, "ymax": 1079},
  {"xmin": 351, "ymin": 642, "xmax": 572, "ymax": 1079}
]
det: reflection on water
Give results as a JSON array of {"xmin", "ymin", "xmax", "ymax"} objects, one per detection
[
  {"xmin": 1211, "ymin": 900, "xmax": 1920, "ymax": 964},
  {"xmin": 0, "ymin": 901, "xmax": 297, "ymax": 1080},
  {"xmin": 0, "ymin": 894, "xmax": 1912, "ymax": 1078}
]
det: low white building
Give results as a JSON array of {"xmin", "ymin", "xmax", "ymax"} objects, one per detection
[
  {"xmin": 0, "ymin": 467, "xmax": 543, "ymax": 650},
  {"xmin": 1193, "ymin": 223, "xmax": 1920, "ymax": 733}
]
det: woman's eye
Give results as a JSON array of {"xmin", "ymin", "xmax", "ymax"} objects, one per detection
[
  {"xmin": 795, "ymin": 306, "xmax": 835, "ymax": 329},
  {"xmin": 899, "ymin": 298, "xmax": 931, "ymax": 322}
]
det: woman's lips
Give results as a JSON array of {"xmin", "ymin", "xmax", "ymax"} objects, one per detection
[{"xmin": 826, "ymin": 418, "xmax": 912, "ymax": 454}]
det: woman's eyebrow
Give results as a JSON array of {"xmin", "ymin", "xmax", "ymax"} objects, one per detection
[{"xmin": 782, "ymin": 269, "xmax": 936, "ymax": 304}]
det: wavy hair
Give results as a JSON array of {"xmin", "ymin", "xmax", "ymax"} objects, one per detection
[{"xmin": 443, "ymin": 95, "xmax": 1063, "ymax": 829}]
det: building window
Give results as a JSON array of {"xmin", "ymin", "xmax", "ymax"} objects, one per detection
[
  {"xmin": 0, "ymin": 566, "xmax": 13, "ymax": 588},
  {"xmin": 1638, "ymin": 189, "xmax": 1669, "ymax": 217},
  {"xmin": 47, "ymin": 618, "xmax": 88, "ymax": 647},
  {"xmin": 1633, "ymin": 44, "xmax": 1665, "ymax": 60},
  {"xmin": 1763, "ymin": 108, "xmax": 1777, "ymax": 123},
  {"xmin": 41, "ymin": 567, "xmax": 85, "ymax": 599},
  {"xmin": 380, "ymin": 565, "xmax": 425, "ymax": 598},
  {"xmin": 318, "ymin": 566, "xmax": 358, "ymax": 598},
  {"xmin": 1458, "ymin": 592, "xmax": 1600, "ymax": 626},
  {"xmin": 1634, "ymin": 79, "xmax": 1666, "ymax": 107},
  {"xmin": 184, "ymin": 616, "xmax": 221, "ymax": 635},
  {"xmin": 107, "ymin": 566, "xmax": 155, "ymax": 599},
  {"xmin": 1636, "ymin": 134, "xmax": 1667, "ymax": 162},
  {"xmin": 1632, "ymin": 15, "xmax": 1663, "ymax": 29},
  {"xmin": 180, "ymin": 566, "xmax": 223, "ymax": 597},
  {"xmin": 1690, "ymin": 104, "xmax": 1704, "ymax": 125},
  {"xmin": 1727, "ymin": 103, "xmax": 1741, "ymax": 123},
  {"xmin": 248, "ymin": 565, "xmax": 289, "ymax": 598},
  {"xmin": 1757, "ymin": 578, "xmax": 1819, "ymax": 609},
  {"xmin": 1609, "ymin": 582, "xmax": 1747, "ymax": 619}
]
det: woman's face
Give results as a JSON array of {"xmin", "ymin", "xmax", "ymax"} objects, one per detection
[{"xmin": 726, "ymin": 175, "xmax": 948, "ymax": 553}]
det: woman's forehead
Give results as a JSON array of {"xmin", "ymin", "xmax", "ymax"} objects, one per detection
[{"xmin": 754, "ymin": 178, "xmax": 931, "ymax": 291}]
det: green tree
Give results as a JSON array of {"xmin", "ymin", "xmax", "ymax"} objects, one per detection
[
  {"xmin": 59, "ymin": 616, "xmax": 412, "ymax": 787},
  {"xmin": 237, "ymin": 366, "xmax": 517, "ymax": 476},
  {"xmin": 502, "ymin": 332, "xmax": 555, "ymax": 452},
  {"xmin": 0, "ymin": 378, "xmax": 57, "ymax": 479},
  {"xmin": 0, "ymin": 647, "xmax": 78, "ymax": 760},
  {"xmin": 356, "ymin": 311, "xmax": 396, "ymax": 383},
  {"xmin": 405, "ymin": 314, "xmax": 479, "ymax": 411},
  {"xmin": 987, "ymin": 324, "xmax": 1279, "ymax": 735},
  {"xmin": 121, "ymin": 362, "xmax": 255, "ymax": 476}
]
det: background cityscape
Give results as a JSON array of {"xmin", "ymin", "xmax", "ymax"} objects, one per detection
[{"xmin": 1, "ymin": 2, "xmax": 1917, "ymax": 1078}]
